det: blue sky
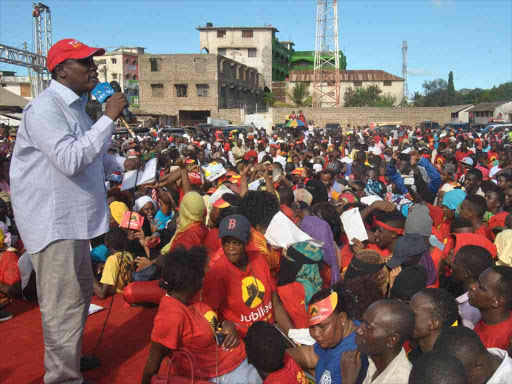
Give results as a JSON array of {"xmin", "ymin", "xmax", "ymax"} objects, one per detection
[{"xmin": 1, "ymin": 0, "xmax": 511, "ymax": 95}]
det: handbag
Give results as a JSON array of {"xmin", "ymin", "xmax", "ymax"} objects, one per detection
[
  {"xmin": 132, "ymin": 263, "xmax": 161, "ymax": 281},
  {"xmin": 151, "ymin": 349, "xmax": 212, "ymax": 384}
]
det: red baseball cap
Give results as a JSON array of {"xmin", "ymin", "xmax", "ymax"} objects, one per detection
[{"xmin": 47, "ymin": 39, "xmax": 105, "ymax": 71}]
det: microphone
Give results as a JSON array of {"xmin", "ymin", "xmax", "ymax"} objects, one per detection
[
  {"xmin": 109, "ymin": 81, "xmax": 135, "ymax": 124},
  {"xmin": 92, "ymin": 82, "xmax": 139, "ymax": 145}
]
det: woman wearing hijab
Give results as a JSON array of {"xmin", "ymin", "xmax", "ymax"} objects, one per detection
[
  {"xmin": 275, "ymin": 241, "xmax": 324, "ymax": 328},
  {"xmin": 124, "ymin": 192, "xmax": 208, "ymax": 305},
  {"xmin": 300, "ymin": 215, "xmax": 341, "ymax": 286}
]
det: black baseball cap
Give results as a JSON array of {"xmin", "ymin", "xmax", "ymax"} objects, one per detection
[
  {"xmin": 386, "ymin": 233, "xmax": 429, "ymax": 269},
  {"xmin": 218, "ymin": 214, "xmax": 251, "ymax": 242}
]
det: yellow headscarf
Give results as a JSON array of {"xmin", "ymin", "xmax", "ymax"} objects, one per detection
[
  {"xmin": 109, "ymin": 201, "xmax": 129, "ymax": 225},
  {"xmin": 495, "ymin": 229, "xmax": 512, "ymax": 267},
  {"xmin": 161, "ymin": 191, "xmax": 206, "ymax": 255}
]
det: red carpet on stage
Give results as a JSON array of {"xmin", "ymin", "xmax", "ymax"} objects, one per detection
[{"xmin": 1, "ymin": 295, "xmax": 158, "ymax": 384}]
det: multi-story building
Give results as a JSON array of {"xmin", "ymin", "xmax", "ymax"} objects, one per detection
[
  {"xmin": 138, "ymin": 54, "xmax": 264, "ymax": 126},
  {"xmin": 197, "ymin": 23, "xmax": 294, "ymax": 89},
  {"xmin": 93, "ymin": 47, "xmax": 145, "ymax": 106},
  {"xmin": 0, "ymin": 71, "xmax": 32, "ymax": 100}
]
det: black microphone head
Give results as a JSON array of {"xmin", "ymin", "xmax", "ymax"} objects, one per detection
[{"xmin": 110, "ymin": 81, "xmax": 122, "ymax": 93}]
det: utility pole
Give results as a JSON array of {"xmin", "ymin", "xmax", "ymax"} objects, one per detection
[
  {"xmin": 402, "ymin": 41, "xmax": 408, "ymax": 105},
  {"xmin": 313, "ymin": 0, "xmax": 340, "ymax": 108}
]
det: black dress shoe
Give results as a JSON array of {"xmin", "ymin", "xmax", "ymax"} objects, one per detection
[{"xmin": 80, "ymin": 355, "xmax": 101, "ymax": 371}]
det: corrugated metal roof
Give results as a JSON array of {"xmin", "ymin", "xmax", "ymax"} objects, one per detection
[
  {"xmin": 288, "ymin": 70, "xmax": 403, "ymax": 82},
  {"xmin": 467, "ymin": 101, "xmax": 512, "ymax": 112},
  {"xmin": 449, "ymin": 104, "xmax": 474, "ymax": 113},
  {"xmin": 0, "ymin": 88, "xmax": 29, "ymax": 109}
]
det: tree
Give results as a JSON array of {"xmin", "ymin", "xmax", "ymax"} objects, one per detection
[
  {"xmin": 448, "ymin": 71, "xmax": 456, "ymax": 103},
  {"xmin": 411, "ymin": 92, "xmax": 425, "ymax": 107},
  {"xmin": 263, "ymin": 91, "xmax": 276, "ymax": 107},
  {"xmin": 287, "ymin": 83, "xmax": 310, "ymax": 107},
  {"xmin": 422, "ymin": 78, "xmax": 450, "ymax": 106},
  {"xmin": 343, "ymin": 85, "xmax": 396, "ymax": 107}
]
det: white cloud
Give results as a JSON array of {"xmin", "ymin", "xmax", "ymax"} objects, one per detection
[{"xmin": 408, "ymin": 68, "xmax": 434, "ymax": 77}]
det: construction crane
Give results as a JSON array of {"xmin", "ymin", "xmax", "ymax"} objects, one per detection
[
  {"xmin": 313, "ymin": 0, "xmax": 341, "ymax": 108},
  {"xmin": 0, "ymin": 3, "xmax": 52, "ymax": 98}
]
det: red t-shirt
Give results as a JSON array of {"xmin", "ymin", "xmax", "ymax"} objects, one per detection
[
  {"xmin": 201, "ymin": 248, "xmax": 276, "ymax": 337},
  {"xmin": 203, "ymin": 227, "xmax": 221, "ymax": 254},
  {"xmin": 455, "ymin": 150, "xmax": 473, "ymax": 162},
  {"xmin": 264, "ymin": 353, "xmax": 309, "ymax": 384},
  {"xmin": 474, "ymin": 313, "xmax": 512, "ymax": 350},
  {"xmin": 151, "ymin": 296, "xmax": 246, "ymax": 378},
  {"xmin": 170, "ymin": 223, "xmax": 209, "ymax": 252},
  {"xmin": 475, "ymin": 223, "xmax": 493, "ymax": 241},
  {"xmin": 276, "ymin": 282, "xmax": 309, "ymax": 329}
]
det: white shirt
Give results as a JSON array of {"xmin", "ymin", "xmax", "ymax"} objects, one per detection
[
  {"xmin": 456, "ymin": 292, "xmax": 481, "ymax": 329},
  {"xmin": 487, "ymin": 348, "xmax": 512, "ymax": 383},
  {"xmin": 363, "ymin": 348, "xmax": 412, "ymax": 384},
  {"xmin": 10, "ymin": 80, "xmax": 124, "ymax": 254}
]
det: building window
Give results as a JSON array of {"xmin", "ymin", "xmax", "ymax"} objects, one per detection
[
  {"xmin": 132, "ymin": 59, "xmax": 137, "ymax": 65},
  {"xmin": 353, "ymin": 81, "xmax": 363, "ymax": 87},
  {"xmin": 111, "ymin": 58, "xmax": 117, "ymax": 64},
  {"xmin": 242, "ymin": 30, "xmax": 253, "ymax": 38},
  {"xmin": 96, "ymin": 59, "xmax": 106, "ymax": 65},
  {"xmin": 133, "ymin": 74, "xmax": 137, "ymax": 80},
  {"xmin": 196, "ymin": 84, "xmax": 209, "ymax": 97},
  {"xmin": 175, "ymin": 84, "xmax": 187, "ymax": 97},
  {"xmin": 112, "ymin": 73, "xmax": 118, "ymax": 79},
  {"xmin": 150, "ymin": 58, "xmax": 160, "ymax": 72},
  {"xmin": 218, "ymin": 48, "xmax": 227, "ymax": 56},
  {"xmin": 217, "ymin": 30, "xmax": 226, "ymax": 38},
  {"xmin": 151, "ymin": 83, "xmax": 164, "ymax": 98},
  {"xmin": 125, "ymin": 74, "xmax": 130, "ymax": 79},
  {"xmin": 248, "ymin": 48, "xmax": 257, "ymax": 58},
  {"xmin": 383, "ymin": 80, "xmax": 392, "ymax": 86},
  {"xmin": 125, "ymin": 59, "xmax": 129, "ymax": 64}
]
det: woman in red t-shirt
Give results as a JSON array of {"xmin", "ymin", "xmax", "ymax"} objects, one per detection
[
  {"xmin": 201, "ymin": 215, "xmax": 294, "ymax": 338},
  {"xmin": 141, "ymin": 246, "xmax": 262, "ymax": 384}
]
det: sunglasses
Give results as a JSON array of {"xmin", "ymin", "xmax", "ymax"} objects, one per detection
[{"xmin": 64, "ymin": 57, "xmax": 96, "ymax": 67}]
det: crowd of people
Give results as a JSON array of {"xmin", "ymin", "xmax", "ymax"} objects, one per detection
[{"xmin": 2, "ymin": 38, "xmax": 512, "ymax": 384}]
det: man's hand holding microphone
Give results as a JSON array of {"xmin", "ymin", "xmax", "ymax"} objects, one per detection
[{"xmin": 105, "ymin": 92, "xmax": 128, "ymax": 122}]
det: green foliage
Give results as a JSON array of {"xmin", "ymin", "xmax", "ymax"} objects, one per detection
[
  {"xmin": 413, "ymin": 73, "xmax": 511, "ymax": 107},
  {"xmin": 343, "ymin": 85, "xmax": 396, "ymax": 107},
  {"xmin": 303, "ymin": 95, "xmax": 313, "ymax": 107},
  {"xmin": 287, "ymin": 83, "xmax": 310, "ymax": 107},
  {"xmin": 263, "ymin": 92, "xmax": 276, "ymax": 107}
]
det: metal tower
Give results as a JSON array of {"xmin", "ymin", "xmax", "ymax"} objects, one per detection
[
  {"xmin": 31, "ymin": 3, "xmax": 52, "ymax": 96},
  {"xmin": 402, "ymin": 41, "xmax": 408, "ymax": 102},
  {"xmin": 313, "ymin": 0, "xmax": 340, "ymax": 108}
]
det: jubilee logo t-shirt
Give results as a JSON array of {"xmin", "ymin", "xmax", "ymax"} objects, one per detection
[{"xmin": 202, "ymin": 248, "xmax": 276, "ymax": 337}]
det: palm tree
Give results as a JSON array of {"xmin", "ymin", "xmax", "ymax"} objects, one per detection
[{"xmin": 287, "ymin": 83, "xmax": 310, "ymax": 107}]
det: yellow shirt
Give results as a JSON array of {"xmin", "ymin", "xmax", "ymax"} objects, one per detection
[{"xmin": 100, "ymin": 251, "xmax": 134, "ymax": 293}]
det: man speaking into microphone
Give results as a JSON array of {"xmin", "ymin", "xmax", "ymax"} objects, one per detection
[{"xmin": 10, "ymin": 39, "xmax": 128, "ymax": 384}]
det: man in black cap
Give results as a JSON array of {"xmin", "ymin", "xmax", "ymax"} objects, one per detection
[
  {"xmin": 386, "ymin": 233, "xmax": 437, "ymax": 286},
  {"xmin": 389, "ymin": 265, "xmax": 428, "ymax": 303}
]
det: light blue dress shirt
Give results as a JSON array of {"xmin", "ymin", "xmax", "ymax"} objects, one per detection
[{"xmin": 10, "ymin": 80, "xmax": 124, "ymax": 254}]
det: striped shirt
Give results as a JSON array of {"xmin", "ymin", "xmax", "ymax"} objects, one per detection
[{"xmin": 10, "ymin": 80, "xmax": 124, "ymax": 254}]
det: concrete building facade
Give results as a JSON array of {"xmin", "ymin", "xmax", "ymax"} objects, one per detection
[
  {"xmin": 93, "ymin": 47, "xmax": 145, "ymax": 106},
  {"xmin": 286, "ymin": 70, "xmax": 404, "ymax": 107},
  {"xmin": 0, "ymin": 71, "xmax": 32, "ymax": 100},
  {"xmin": 467, "ymin": 101, "xmax": 512, "ymax": 124},
  {"xmin": 450, "ymin": 104, "xmax": 474, "ymax": 123},
  {"xmin": 138, "ymin": 54, "xmax": 263, "ymax": 126},
  {"xmin": 197, "ymin": 24, "xmax": 288, "ymax": 88}
]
